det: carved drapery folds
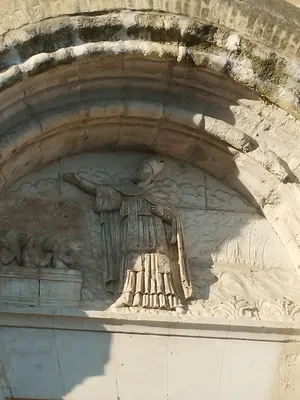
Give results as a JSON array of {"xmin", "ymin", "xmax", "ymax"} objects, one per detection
[{"xmin": 63, "ymin": 156, "xmax": 192, "ymax": 311}]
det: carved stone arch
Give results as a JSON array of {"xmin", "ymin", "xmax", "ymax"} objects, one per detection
[{"xmin": 1, "ymin": 48, "xmax": 300, "ymax": 272}]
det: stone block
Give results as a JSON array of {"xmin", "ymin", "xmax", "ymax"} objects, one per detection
[{"xmin": 0, "ymin": 267, "xmax": 83, "ymax": 307}]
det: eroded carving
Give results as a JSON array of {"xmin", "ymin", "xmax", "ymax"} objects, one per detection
[
  {"xmin": 0, "ymin": 231, "xmax": 76, "ymax": 270},
  {"xmin": 0, "ymin": 232, "xmax": 82, "ymax": 306},
  {"xmin": 0, "ymin": 236, "xmax": 19, "ymax": 267},
  {"xmin": 64, "ymin": 156, "xmax": 192, "ymax": 311},
  {"xmin": 41, "ymin": 237, "xmax": 75, "ymax": 269},
  {"xmin": 188, "ymin": 296, "xmax": 300, "ymax": 322},
  {"xmin": 19, "ymin": 232, "xmax": 40, "ymax": 268}
]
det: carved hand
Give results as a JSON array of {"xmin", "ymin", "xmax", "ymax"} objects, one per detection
[
  {"xmin": 63, "ymin": 172, "xmax": 79, "ymax": 185},
  {"xmin": 151, "ymin": 204, "xmax": 165, "ymax": 218}
]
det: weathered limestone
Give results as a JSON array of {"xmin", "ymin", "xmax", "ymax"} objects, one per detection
[
  {"xmin": 0, "ymin": 0, "xmax": 300, "ymax": 398},
  {"xmin": 0, "ymin": 307, "xmax": 300, "ymax": 400}
]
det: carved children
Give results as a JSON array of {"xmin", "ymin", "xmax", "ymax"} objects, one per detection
[
  {"xmin": 0, "ymin": 231, "xmax": 76, "ymax": 270},
  {"xmin": 19, "ymin": 232, "xmax": 41, "ymax": 268},
  {"xmin": 40, "ymin": 238, "xmax": 56, "ymax": 268},
  {"xmin": 55, "ymin": 248, "xmax": 75, "ymax": 269},
  {"xmin": 0, "ymin": 236, "xmax": 19, "ymax": 267},
  {"xmin": 41, "ymin": 238, "xmax": 75, "ymax": 269}
]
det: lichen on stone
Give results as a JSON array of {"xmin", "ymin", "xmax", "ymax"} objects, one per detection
[
  {"xmin": 78, "ymin": 24, "xmax": 124, "ymax": 43},
  {"xmin": 250, "ymin": 53, "xmax": 287, "ymax": 85},
  {"xmin": 181, "ymin": 24, "xmax": 218, "ymax": 48},
  {"xmin": 127, "ymin": 25, "xmax": 181, "ymax": 43},
  {"xmin": 16, "ymin": 27, "xmax": 74, "ymax": 62}
]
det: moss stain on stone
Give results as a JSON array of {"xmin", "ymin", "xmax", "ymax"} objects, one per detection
[
  {"xmin": 127, "ymin": 22, "xmax": 219, "ymax": 49},
  {"xmin": 184, "ymin": 52, "xmax": 211, "ymax": 68},
  {"xmin": 127, "ymin": 25, "xmax": 181, "ymax": 43},
  {"xmin": 182, "ymin": 24, "xmax": 218, "ymax": 47},
  {"xmin": 16, "ymin": 27, "xmax": 74, "ymax": 62},
  {"xmin": 79, "ymin": 24, "xmax": 124, "ymax": 42},
  {"xmin": 0, "ymin": 48, "xmax": 9, "ymax": 72},
  {"xmin": 254, "ymin": 82, "xmax": 273, "ymax": 99},
  {"xmin": 250, "ymin": 54, "xmax": 287, "ymax": 85}
]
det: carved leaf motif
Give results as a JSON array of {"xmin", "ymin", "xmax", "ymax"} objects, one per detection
[
  {"xmin": 256, "ymin": 298, "xmax": 300, "ymax": 322},
  {"xmin": 192, "ymin": 297, "xmax": 257, "ymax": 320},
  {"xmin": 212, "ymin": 297, "xmax": 257, "ymax": 319},
  {"xmin": 189, "ymin": 299, "xmax": 214, "ymax": 317},
  {"xmin": 189, "ymin": 296, "xmax": 300, "ymax": 322},
  {"xmin": 289, "ymin": 303, "xmax": 300, "ymax": 321}
]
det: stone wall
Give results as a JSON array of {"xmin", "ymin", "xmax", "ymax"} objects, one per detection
[{"xmin": 0, "ymin": 310, "xmax": 299, "ymax": 400}]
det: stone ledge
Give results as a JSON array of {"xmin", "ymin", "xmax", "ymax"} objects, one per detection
[{"xmin": 0, "ymin": 306, "xmax": 299, "ymax": 342}]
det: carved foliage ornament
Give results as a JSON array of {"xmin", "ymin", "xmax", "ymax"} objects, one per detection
[{"xmin": 190, "ymin": 297, "xmax": 300, "ymax": 322}]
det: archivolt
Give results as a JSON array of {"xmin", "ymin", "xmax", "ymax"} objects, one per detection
[{"xmin": 0, "ymin": 7, "xmax": 300, "ymax": 271}]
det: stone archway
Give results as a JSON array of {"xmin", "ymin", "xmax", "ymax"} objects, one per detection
[
  {"xmin": 0, "ymin": 1, "xmax": 300, "ymax": 266},
  {"xmin": 1, "ymin": 52, "xmax": 300, "ymax": 267},
  {"xmin": 1, "ymin": 1, "xmax": 300, "ymax": 399}
]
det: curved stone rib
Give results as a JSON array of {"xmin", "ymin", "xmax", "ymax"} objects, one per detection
[{"xmin": 0, "ymin": 11, "xmax": 299, "ymax": 117}]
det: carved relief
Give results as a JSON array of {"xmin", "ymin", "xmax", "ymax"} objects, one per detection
[
  {"xmin": 0, "ymin": 231, "xmax": 82, "ymax": 306},
  {"xmin": 20, "ymin": 232, "xmax": 41, "ymax": 268},
  {"xmin": 0, "ymin": 236, "xmax": 19, "ymax": 267},
  {"xmin": 40, "ymin": 237, "xmax": 75, "ymax": 269},
  {"xmin": 63, "ymin": 156, "xmax": 192, "ymax": 311},
  {"xmin": 188, "ymin": 296, "xmax": 300, "ymax": 323},
  {"xmin": 0, "ymin": 151, "xmax": 296, "ymax": 320},
  {"xmin": 189, "ymin": 297, "xmax": 259, "ymax": 319},
  {"xmin": 0, "ymin": 232, "xmax": 76, "ymax": 270},
  {"xmin": 8, "ymin": 153, "xmax": 255, "ymax": 212}
]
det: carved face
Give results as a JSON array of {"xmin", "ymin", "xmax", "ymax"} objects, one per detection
[
  {"xmin": 0, "ymin": 237, "xmax": 9, "ymax": 248},
  {"xmin": 19, "ymin": 232, "xmax": 34, "ymax": 247},
  {"xmin": 134, "ymin": 157, "xmax": 165, "ymax": 183},
  {"xmin": 43, "ymin": 238, "xmax": 56, "ymax": 252}
]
